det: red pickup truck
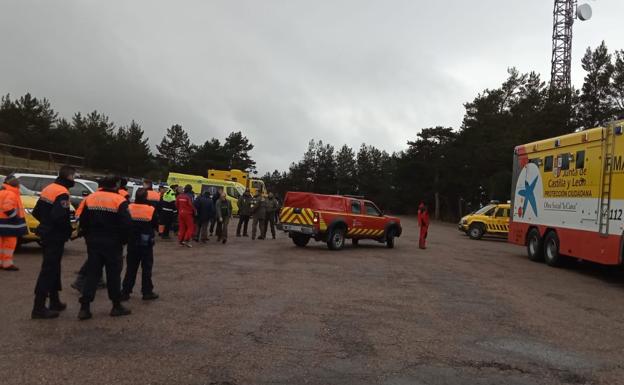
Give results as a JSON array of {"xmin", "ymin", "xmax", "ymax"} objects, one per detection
[{"xmin": 278, "ymin": 191, "xmax": 402, "ymax": 250}]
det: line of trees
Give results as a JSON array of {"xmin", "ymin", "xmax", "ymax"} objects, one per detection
[
  {"xmin": 1, "ymin": 42, "xmax": 623, "ymax": 218},
  {"xmin": 263, "ymin": 42, "xmax": 624, "ymax": 218},
  {"xmin": 0, "ymin": 96, "xmax": 255, "ymax": 179}
]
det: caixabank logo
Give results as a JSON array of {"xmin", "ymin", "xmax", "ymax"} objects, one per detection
[{"xmin": 514, "ymin": 163, "xmax": 543, "ymax": 220}]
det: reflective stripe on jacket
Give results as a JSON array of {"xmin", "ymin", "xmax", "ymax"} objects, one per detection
[
  {"xmin": 32, "ymin": 181, "xmax": 72, "ymax": 241},
  {"xmin": 0, "ymin": 183, "xmax": 27, "ymax": 236}
]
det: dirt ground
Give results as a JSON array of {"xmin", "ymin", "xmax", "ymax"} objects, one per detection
[{"xmin": 2, "ymin": 217, "xmax": 624, "ymax": 385}]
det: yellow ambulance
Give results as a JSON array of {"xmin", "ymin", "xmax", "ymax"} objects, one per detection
[
  {"xmin": 207, "ymin": 169, "xmax": 266, "ymax": 196},
  {"xmin": 509, "ymin": 120, "xmax": 624, "ymax": 266},
  {"xmin": 166, "ymin": 172, "xmax": 245, "ymax": 215}
]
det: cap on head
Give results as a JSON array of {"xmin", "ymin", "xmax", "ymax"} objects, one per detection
[{"xmin": 184, "ymin": 184, "xmax": 193, "ymax": 193}]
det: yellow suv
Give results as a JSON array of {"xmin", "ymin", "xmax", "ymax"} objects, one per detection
[{"xmin": 458, "ymin": 202, "xmax": 510, "ymax": 240}]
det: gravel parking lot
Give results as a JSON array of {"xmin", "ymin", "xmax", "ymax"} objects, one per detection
[{"xmin": 2, "ymin": 217, "xmax": 624, "ymax": 385}]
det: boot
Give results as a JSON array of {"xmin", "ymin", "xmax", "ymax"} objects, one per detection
[
  {"xmin": 110, "ymin": 302, "xmax": 131, "ymax": 317},
  {"xmin": 31, "ymin": 295, "xmax": 60, "ymax": 319},
  {"xmin": 70, "ymin": 276, "xmax": 85, "ymax": 292},
  {"xmin": 49, "ymin": 291, "xmax": 67, "ymax": 312},
  {"xmin": 78, "ymin": 303, "xmax": 92, "ymax": 320},
  {"xmin": 120, "ymin": 292, "xmax": 130, "ymax": 302},
  {"xmin": 142, "ymin": 292, "xmax": 159, "ymax": 301}
]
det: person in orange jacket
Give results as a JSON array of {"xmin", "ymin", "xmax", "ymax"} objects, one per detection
[
  {"xmin": 417, "ymin": 202, "xmax": 430, "ymax": 250},
  {"xmin": 0, "ymin": 174, "xmax": 27, "ymax": 271}
]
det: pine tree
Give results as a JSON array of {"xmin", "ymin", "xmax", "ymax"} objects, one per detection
[
  {"xmin": 157, "ymin": 124, "xmax": 192, "ymax": 170},
  {"xmin": 335, "ymin": 145, "xmax": 357, "ymax": 195},
  {"xmin": 578, "ymin": 41, "xmax": 616, "ymax": 128}
]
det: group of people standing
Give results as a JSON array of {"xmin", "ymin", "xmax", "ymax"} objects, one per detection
[
  {"xmin": 153, "ymin": 183, "xmax": 281, "ymax": 247},
  {"xmin": 234, "ymin": 190, "xmax": 280, "ymax": 240},
  {"xmin": 20, "ymin": 168, "xmax": 161, "ymax": 320}
]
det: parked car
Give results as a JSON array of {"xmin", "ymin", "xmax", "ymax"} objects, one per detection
[
  {"xmin": 458, "ymin": 201, "xmax": 510, "ymax": 240},
  {"xmin": 278, "ymin": 191, "xmax": 402, "ymax": 250},
  {"xmin": 13, "ymin": 173, "xmax": 97, "ymax": 208},
  {"xmin": 0, "ymin": 175, "xmax": 77, "ymax": 245}
]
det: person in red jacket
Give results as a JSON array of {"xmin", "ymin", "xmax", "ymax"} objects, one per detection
[
  {"xmin": 176, "ymin": 184, "xmax": 196, "ymax": 247},
  {"xmin": 417, "ymin": 202, "xmax": 430, "ymax": 249}
]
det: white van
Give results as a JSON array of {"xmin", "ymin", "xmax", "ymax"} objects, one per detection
[{"xmin": 14, "ymin": 173, "xmax": 98, "ymax": 208}]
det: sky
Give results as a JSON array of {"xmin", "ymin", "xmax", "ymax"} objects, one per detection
[{"xmin": 1, "ymin": 0, "xmax": 623, "ymax": 174}]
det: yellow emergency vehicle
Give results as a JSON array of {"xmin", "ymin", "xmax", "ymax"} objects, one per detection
[
  {"xmin": 458, "ymin": 201, "xmax": 510, "ymax": 240},
  {"xmin": 166, "ymin": 172, "xmax": 245, "ymax": 215},
  {"xmin": 509, "ymin": 120, "xmax": 624, "ymax": 267},
  {"xmin": 207, "ymin": 169, "xmax": 266, "ymax": 196}
]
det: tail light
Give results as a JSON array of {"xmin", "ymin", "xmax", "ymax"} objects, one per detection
[{"xmin": 313, "ymin": 212, "xmax": 319, "ymax": 224}]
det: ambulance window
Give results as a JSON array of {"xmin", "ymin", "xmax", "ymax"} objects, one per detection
[
  {"xmin": 576, "ymin": 150, "xmax": 585, "ymax": 169},
  {"xmin": 544, "ymin": 156, "xmax": 553, "ymax": 172},
  {"xmin": 351, "ymin": 201, "xmax": 361, "ymax": 214},
  {"xmin": 560, "ymin": 154, "xmax": 570, "ymax": 170},
  {"xmin": 226, "ymin": 186, "xmax": 240, "ymax": 199}
]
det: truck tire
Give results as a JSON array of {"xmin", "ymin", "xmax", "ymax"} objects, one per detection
[
  {"xmin": 292, "ymin": 233, "xmax": 310, "ymax": 247},
  {"xmin": 327, "ymin": 227, "xmax": 346, "ymax": 250},
  {"xmin": 468, "ymin": 223, "xmax": 484, "ymax": 240},
  {"xmin": 544, "ymin": 231, "xmax": 563, "ymax": 267},
  {"xmin": 526, "ymin": 228, "xmax": 544, "ymax": 262},
  {"xmin": 386, "ymin": 228, "xmax": 396, "ymax": 248}
]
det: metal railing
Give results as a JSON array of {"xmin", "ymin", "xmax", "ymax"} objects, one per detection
[{"xmin": 0, "ymin": 143, "xmax": 85, "ymax": 173}]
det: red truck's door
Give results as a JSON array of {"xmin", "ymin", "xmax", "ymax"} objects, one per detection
[{"xmin": 362, "ymin": 201, "xmax": 385, "ymax": 238}]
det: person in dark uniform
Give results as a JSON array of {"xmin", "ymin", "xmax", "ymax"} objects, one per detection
[
  {"xmin": 30, "ymin": 166, "xmax": 76, "ymax": 319},
  {"xmin": 236, "ymin": 189, "xmax": 252, "ymax": 237},
  {"xmin": 118, "ymin": 178, "xmax": 130, "ymax": 201},
  {"xmin": 121, "ymin": 188, "xmax": 159, "ymax": 301},
  {"xmin": 77, "ymin": 175, "xmax": 132, "ymax": 320},
  {"xmin": 209, "ymin": 188, "xmax": 222, "ymax": 236},
  {"xmin": 143, "ymin": 179, "xmax": 161, "ymax": 208}
]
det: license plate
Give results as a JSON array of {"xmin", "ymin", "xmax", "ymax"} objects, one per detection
[{"xmin": 285, "ymin": 225, "xmax": 303, "ymax": 232}]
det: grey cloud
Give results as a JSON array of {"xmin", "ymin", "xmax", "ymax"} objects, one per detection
[{"xmin": 1, "ymin": 0, "xmax": 623, "ymax": 173}]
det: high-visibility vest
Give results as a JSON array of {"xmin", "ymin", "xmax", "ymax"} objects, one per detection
[{"xmin": 0, "ymin": 183, "xmax": 27, "ymax": 236}]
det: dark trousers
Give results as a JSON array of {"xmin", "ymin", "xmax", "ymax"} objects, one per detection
[
  {"xmin": 79, "ymin": 240, "xmax": 123, "ymax": 304},
  {"xmin": 209, "ymin": 217, "xmax": 217, "ymax": 235},
  {"xmin": 236, "ymin": 215, "xmax": 250, "ymax": 236},
  {"xmin": 252, "ymin": 217, "xmax": 266, "ymax": 239},
  {"xmin": 264, "ymin": 215, "xmax": 276, "ymax": 238},
  {"xmin": 160, "ymin": 210, "xmax": 174, "ymax": 237},
  {"xmin": 34, "ymin": 239, "xmax": 65, "ymax": 296},
  {"xmin": 122, "ymin": 244, "xmax": 154, "ymax": 295}
]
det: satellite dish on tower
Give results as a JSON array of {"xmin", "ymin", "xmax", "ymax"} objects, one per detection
[{"xmin": 577, "ymin": 3, "xmax": 592, "ymax": 21}]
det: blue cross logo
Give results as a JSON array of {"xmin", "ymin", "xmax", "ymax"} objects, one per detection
[{"xmin": 518, "ymin": 176, "xmax": 538, "ymax": 217}]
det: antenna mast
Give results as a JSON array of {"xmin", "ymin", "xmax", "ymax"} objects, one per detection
[{"xmin": 550, "ymin": 0, "xmax": 577, "ymax": 90}]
